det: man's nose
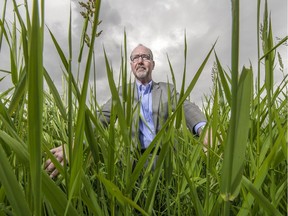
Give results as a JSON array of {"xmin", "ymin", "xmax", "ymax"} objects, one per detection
[{"xmin": 137, "ymin": 56, "xmax": 144, "ymax": 62}]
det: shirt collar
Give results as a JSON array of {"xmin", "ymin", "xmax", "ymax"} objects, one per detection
[{"xmin": 136, "ymin": 80, "xmax": 153, "ymax": 93}]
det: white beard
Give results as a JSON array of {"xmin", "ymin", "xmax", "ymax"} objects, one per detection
[{"xmin": 135, "ymin": 69, "xmax": 148, "ymax": 79}]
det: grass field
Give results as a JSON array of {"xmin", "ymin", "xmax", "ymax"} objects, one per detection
[{"xmin": 0, "ymin": 0, "xmax": 287, "ymax": 215}]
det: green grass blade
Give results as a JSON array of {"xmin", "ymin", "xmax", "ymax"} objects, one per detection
[
  {"xmin": 144, "ymin": 136, "xmax": 171, "ymax": 214},
  {"xmin": 81, "ymin": 175, "xmax": 104, "ymax": 216},
  {"xmin": 10, "ymin": 19, "xmax": 18, "ymax": 85},
  {"xmin": 0, "ymin": 0, "xmax": 7, "ymax": 50},
  {"xmin": 221, "ymin": 67, "xmax": 252, "ymax": 201},
  {"xmin": 220, "ymin": 1, "xmax": 240, "ymax": 214},
  {"xmin": 7, "ymin": 71, "xmax": 27, "ymax": 115},
  {"xmin": 69, "ymin": 0, "xmax": 101, "ymax": 198},
  {"xmin": 178, "ymin": 42, "xmax": 216, "ymax": 104},
  {"xmin": 259, "ymin": 36, "xmax": 288, "ymax": 61},
  {"xmin": 11, "ymin": 0, "xmax": 29, "ymax": 66},
  {"xmin": 27, "ymin": 0, "xmax": 44, "ymax": 214},
  {"xmin": 175, "ymin": 33, "xmax": 187, "ymax": 129},
  {"xmin": 0, "ymin": 99, "xmax": 16, "ymax": 132},
  {"xmin": 107, "ymin": 104, "xmax": 116, "ymax": 181},
  {"xmin": 215, "ymin": 52, "xmax": 231, "ymax": 106},
  {"xmin": 0, "ymin": 129, "xmax": 79, "ymax": 215},
  {"xmin": 121, "ymin": 30, "xmax": 128, "ymax": 103},
  {"xmin": 238, "ymin": 124, "xmax": 287, "ymax": 215},
  {"xmin": 85, "ymin": 109, "xmax": 101, "ymax": 165},
  {"xmin": 42, "ymin": 173, "xmax": 79, "ymax": 216},
  {"xmin": 97, "ymin": 174, "xmax": 149, "ymax": 216},
  {"xmin": 0, "ymin": 18, "xmax": 11, "ymax": 50},
  {"xmin": 103, "ymin": 48, "xmax": 130, "ymax": 152},
  {"xmin": 43, "ymin": 68, "xmax": 67, "ymax": 120},
  {"xmin": 0, "ymin": 144, "xmax": 31, "ymax": 215},
  {"xmin": 177, "ymin": 153, "xmax": 205, "ymax": 215},
  {"xmin": 47, "ymin": 27, "xmax": 68, "ymax": 70},
  {"xmin": 0, "ymin": 127, "xmax": 29, "ymax": 163},
  {"xmin": 67, "ymin": 2, "xmax": 73, "ymax": 169},
  {"xmin": 77, "ymin": 16, "xmax": 89, "ymax": 63},
  {"xmin": 242, "ymin": 176, "xmax": 282, "ymax": 216}
]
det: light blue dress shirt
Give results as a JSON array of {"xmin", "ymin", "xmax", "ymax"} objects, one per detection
[{"xmin": 136, "ymin": 81, "xmax": 155, "ymax": 149}]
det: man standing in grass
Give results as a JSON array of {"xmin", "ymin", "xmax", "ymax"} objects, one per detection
[{"xmin": 45, "ymin": 44, "xmax": 207, "ymax": 178}]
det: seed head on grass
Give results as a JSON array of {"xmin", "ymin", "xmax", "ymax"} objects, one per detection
[{"xmin": 79, "ymin": 0, "xmax": 103, "ymax": 47}]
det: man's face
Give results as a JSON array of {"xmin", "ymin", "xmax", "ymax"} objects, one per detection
[{"xmin": 130, "ymin": 45, "xmax": 155, "ymax": 84}]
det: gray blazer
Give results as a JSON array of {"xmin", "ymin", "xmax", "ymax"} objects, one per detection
[{"xmin": 98, "ymin": 81, "xmax": 206, "ymax": 138}]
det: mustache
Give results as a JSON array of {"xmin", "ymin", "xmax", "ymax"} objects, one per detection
[{"xmin": 136, "ymin": 65, "xmax": 146, "ymax": 70}]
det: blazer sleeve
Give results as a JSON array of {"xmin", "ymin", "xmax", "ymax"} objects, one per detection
[
  {"xmin": 183, "ymin": 99, "xmax": 206, "ymax": 134},
  {"xmin": 97, "ymin": 84, "xmax": 135, "ymax": 127},
  {"xmin": 97, "ymin": 97, "xmax": 112, "ymax": 127},
  {"xmin": 156, "ymin": 82, "xmax": 206, "ymax": 134},
  {"xmin": 165, "ymin": 82, "xmax": 206, "ymax": 134}
]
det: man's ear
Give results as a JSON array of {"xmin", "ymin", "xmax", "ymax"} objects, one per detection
[{"xmin": 152, "ymin": 60, "xmax": 155, "ymax": 70}]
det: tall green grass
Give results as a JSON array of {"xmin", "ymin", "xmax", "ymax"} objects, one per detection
[{"xmin": 0, "ymin": 0, "xmax": 287, "ymax": 215}]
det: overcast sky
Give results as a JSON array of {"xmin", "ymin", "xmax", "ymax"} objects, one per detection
[{"xmin": 0, "ymin": 0, "xmax": 287, "ymax": 106}]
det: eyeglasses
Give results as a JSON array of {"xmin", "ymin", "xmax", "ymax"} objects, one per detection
[{"xmin": 130, "ymin": 54, "xmax": 152, "ymax": 62}]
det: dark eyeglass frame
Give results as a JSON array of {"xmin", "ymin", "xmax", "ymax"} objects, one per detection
[{"xmin": 130, "ymin": 54, "xmax": 152, "ymax": 62}]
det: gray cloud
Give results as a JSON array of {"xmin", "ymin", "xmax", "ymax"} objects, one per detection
[{"xmin": 0, "ymin": 0, "xmax": 287, "ymax": 106}]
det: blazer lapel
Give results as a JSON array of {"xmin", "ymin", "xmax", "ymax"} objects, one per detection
[
  {"xmin": 129, "ymin": 82, "xmax": 140, "ymax": 138},
  {"xmin": 152, "ymin": 81, "xmax": 162, "ymax": 130}
]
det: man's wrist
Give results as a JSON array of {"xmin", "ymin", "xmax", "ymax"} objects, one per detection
[
  {"xmin": 197, "ymin": 125, "xmax": 205, "ymax": 135},
  {"xmin": 194, "ymin": 122, "xmax": 206, "ymax": 135}
]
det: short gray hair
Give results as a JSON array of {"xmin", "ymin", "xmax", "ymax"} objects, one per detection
[{"xmin": 131, "ymin": 44, "xmax": 154, "ymax": 60}]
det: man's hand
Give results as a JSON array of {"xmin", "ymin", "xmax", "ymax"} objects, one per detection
[
  {"xmin": 44, "ymin": 145, "xmax": 64, "ymax": 178},
  {"xmin": 198, "ymin": 126, "xmax": 211, "ymax": 154},
  {"xmin": 200, "ymin": 128, "xmax": 222, "ymax": 155}
]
